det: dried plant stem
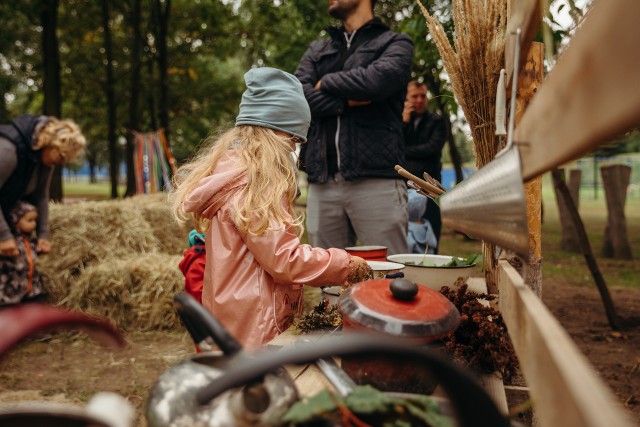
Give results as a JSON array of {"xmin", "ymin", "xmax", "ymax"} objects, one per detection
[{"xmin": 417, "ymin": 0, "xmax": 508, "ymax": 275}]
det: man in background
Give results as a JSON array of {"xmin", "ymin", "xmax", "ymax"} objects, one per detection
[
  {"xmin": 295, "ymin": 0, "xmax": 414, "ymax": 255},
  {"xmin": 402, "ymin": 80, "xmax": 447, "ymax": 253}
]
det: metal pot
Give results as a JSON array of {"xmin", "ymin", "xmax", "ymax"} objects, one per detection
[
  {"xmin": 146, "ymin": 352, "xmax": 297, "ymax": 427},
  {"xmin": 338, "ymin": 278, "xmax": 460, "ymax": 394},
  {"xmin": 146, "ymin": 293, "xmax": 298, "ymax": 427}
]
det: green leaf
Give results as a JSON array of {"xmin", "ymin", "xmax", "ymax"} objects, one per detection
[
  {"xmin": 344, "ymin": 385, "xmax": 394, "ymax": 413},
  {"xmin": 279, "ymin": 390, "xmax": 338, "ymax": 424},
  {"xmin": 400, "ymin": 396, "xmax": 456, "ymax": 427}
]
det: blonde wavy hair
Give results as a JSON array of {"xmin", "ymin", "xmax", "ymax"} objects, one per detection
[
  {"xmin": 35, "ymin": 117, "xmax": 86, "ymax": 162},
  {"xmin": 172, "ymin": 125, "xmax": 304, "ymax": 237}
]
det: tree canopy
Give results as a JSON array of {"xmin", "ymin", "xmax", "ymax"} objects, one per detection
[{"xmin": 0, "ymin": 0, "xmax": 598, "ymax": 197}]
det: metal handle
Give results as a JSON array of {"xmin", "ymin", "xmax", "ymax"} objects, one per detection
[
  {"xmin": 495, "ymin": 69, "xmax": 507, "ymax": 136},
  {"xmin": 173, "ymin": 292, "xmax": 243, "ymax": 356},
  {"xmin": 296, "ymin": 337, "xmax": 356, "ymax": 397}
]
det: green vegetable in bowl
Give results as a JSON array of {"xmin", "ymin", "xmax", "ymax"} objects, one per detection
[
  {"xmin": 276, "ymin": 385, "xmax": 454, "ymax": 427},
  {"xmin": 406, "ymin": 253, "xmax": 482, "ymax": 268}
]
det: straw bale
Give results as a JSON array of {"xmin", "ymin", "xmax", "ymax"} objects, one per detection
[
  {"xmin": 60, "ymin": 253, "xmax": 184, "ymax": 331},
  {"xmin": 118, "ymin": 193, "xmax": 193, "ymax": 255},
  {"xmin": 39, "ymin": 199, "xmax": 161, "ymax": 302}
]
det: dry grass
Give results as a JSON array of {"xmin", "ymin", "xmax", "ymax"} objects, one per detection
[{"xmin": 418, "ymin": 0, "xmax": 507, "ymax": 168}]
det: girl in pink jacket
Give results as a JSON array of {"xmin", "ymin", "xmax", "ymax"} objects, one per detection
[{"xmin": 172, "ymin": 68, "xmax": 370, "ymax": 349}]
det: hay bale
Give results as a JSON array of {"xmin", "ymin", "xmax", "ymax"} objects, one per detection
[
  {"xmin": 118, "ymin": 193, "xmax": 193, "ymax": 255},
  {"xmin": 60, "ymin": 253, "xmax": 184, "ymax": 331},
  {"xmin": 39, "ymin": 199, "xmax": 160, "ymax": 302}
]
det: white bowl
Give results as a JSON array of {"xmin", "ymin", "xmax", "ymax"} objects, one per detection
[
  {"xmin": 366, "ymin": 260, "xmax": 405, "ymax": 279},
  {"xmin": 386, "ymin": 254, "xmax": 477, "ymax": 290}
]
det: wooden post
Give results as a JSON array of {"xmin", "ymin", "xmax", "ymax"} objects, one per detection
[
  {"xmin": 510, "ymin": 42, "xmax": 544, "ymax": 296},
  {"xmin": 555, "ymin": 168, "xmax": 582, "ymax": 252},
  {"xmin": 600, "ymin": 164, "xmax": 632, "ymax": 259}
]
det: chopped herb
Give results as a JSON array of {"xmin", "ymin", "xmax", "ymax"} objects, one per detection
[
  {"xmin": 276, "ymin": 385, "xmax": 455, "ymax": 427},
  {"xmin": 405, "ymin": 253, "xmax": 482, "ymax": 267}
]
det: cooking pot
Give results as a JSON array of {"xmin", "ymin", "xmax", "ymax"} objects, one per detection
[
  {"xmin": 146, "ymin": 293, "xmax": 298, "ymax": 427},
  {"xmin": 344, "ymin": 245, "xmax": 388, "ymax": 261},
  {"xmin": 338, "ymin": 278, "xmax": 460, "ymax": 394}
]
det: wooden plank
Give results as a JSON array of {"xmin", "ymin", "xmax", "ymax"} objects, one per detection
[
  {"xmin": 517, "ymin": 0, "xmax": 640, "ymax": 181},
  {"xmin": 497, "ymin": 260, "xmax": 633, "ymax": 427},
  {"xmin": 504, "ymin": 0, "xmax": 542, "ymax": 91},
  {"xmin": 286, "ymin": 362, "xmax": 336, "ymax": 398},
  {"xmin": 271, "ymin": 330, "xmax": 338, "ymax": 397},
  {"xmin": 479, "ymin": 373, "xmax": 509, "ymax": 415}
]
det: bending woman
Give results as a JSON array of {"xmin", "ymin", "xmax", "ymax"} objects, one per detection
[{"xmin": 0, "ymin": 115, "xmax": 86, "ymax": 257}]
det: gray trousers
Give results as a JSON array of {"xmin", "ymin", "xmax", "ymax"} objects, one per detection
[{"xmin": 306, "ymin": 174, "xmax": 408, "ymax": 255}]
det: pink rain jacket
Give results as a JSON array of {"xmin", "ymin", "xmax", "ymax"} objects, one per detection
[{"xmin": 183, "ymin": 152, "xmax": 352, "ymax": 349}]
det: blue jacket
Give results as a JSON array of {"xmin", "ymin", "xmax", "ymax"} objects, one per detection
[{"xmin": 295, "ymin": 18, "xmax": 414, "ymax": 183}]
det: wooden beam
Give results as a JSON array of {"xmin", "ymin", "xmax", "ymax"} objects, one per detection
[
  {"xmin": 497, "ymin": 260, "xmax": 633, "ymax": 427},
  {"xmin": 517, "ymin": 0, "xmax": 640, "ymax": 181},
  {"xmin": 504, "ymin": 0, "xmax": 542, "ymax": 91}
]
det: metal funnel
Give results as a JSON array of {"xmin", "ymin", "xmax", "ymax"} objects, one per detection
[{"xmin": 439, "ymin": 145, "xmax": 529, "ymax": 255}]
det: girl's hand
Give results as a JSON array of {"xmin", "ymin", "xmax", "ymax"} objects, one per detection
[
  {"xmin": 37, "ymin": 238, "xmax": 52, "ymax": 254},
  {"xmin": 345, "ymin": 256, "xmax": 373, "ymax": 286},
  {"xmin": 0, "ymin": 238, "xmax": 19, "ymax": 257}
]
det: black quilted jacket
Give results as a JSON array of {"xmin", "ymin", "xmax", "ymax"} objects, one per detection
[{"xmin": 295, "ymin": 18, "xmax": 414, "ymax": 183}]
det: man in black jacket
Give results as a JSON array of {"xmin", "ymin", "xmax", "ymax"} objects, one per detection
[
  {"xmin": 295, "ymin": 0, "xmax": 414, "ymax": 255},
  {"xmin": 402, "ymin": 80, "xmax": 447, "ymax": 253}
]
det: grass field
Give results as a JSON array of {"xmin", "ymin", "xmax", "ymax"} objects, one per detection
[{"xmin": 63, "ymin": 180, "xmax": 126, "ymax": 198}]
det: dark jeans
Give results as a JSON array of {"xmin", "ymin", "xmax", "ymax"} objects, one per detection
[{"xmin": 423, "ymin": 198, "xmax": 441, "ymax": 254}]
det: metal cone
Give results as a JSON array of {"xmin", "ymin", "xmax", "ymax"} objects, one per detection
[{"xmin": 439, "ymin": 146, "xmax": 530, "ymax": 255}]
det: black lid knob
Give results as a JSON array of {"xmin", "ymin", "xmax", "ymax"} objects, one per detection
[{"xmin": 390, "ymin": 278, "xmax": 419, "ymax": 301}]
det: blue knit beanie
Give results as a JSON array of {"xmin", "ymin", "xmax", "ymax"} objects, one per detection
[
  {"xmin": 235, "ymin": 67, "xmax": 311, "ymax": 142},
  {"xmin": 407, "ymin": 189, "xmax": 427, "ymax": 221}
]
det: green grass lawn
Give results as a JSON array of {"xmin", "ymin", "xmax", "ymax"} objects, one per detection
[{"xmin": 63, "ymin": 181, "xmax": 126, "ymax": 198}]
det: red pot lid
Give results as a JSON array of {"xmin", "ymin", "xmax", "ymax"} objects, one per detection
[{"xmin": 338, "ymin": 278, "xmax": 460, "ymax": 340}]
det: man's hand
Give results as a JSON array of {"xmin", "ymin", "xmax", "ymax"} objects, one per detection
[
  {"xmin": 0, "ymin": 238, "xmax": 19, "ymax": 257},
  {"xmin": 347, "ymin": 100, "xmax": 372, "ymax": 107},
  {"xmin": 37, "ymin": 238, "xmax": 52, "ymax": 254},
  {"xmin": 402, "ymin": 100, "xmax": 414, "ymax": 123},
  {"xmin": 315, "ymin": 80, "xmax": 322, "ymax": 90}
]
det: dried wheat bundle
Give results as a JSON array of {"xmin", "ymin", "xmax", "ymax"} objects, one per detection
[
  {"xmin": 418, "ymin": 0, "xmax": 507, "ymax": 168},
  {"xmin": 60, "ymin": 253, "xmax": 183, "ymax": 331}
]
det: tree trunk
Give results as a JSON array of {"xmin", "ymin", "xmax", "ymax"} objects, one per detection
[
  {"xmin": 125, "ymin": 0, "xmax": 142, "ymax": 197},
  {"xmin": 101, "ymin": 0, "xmax": 118, "ymax": 199},
  {"xmin": 41, "ymin": 0, "xmax": 63, "ymax": 202},
  {"xmin": 146, "ymin": 58, "xmax": 158, "ymax": 130},
  {"xmin": 0, "ymin": 79, "xmax": 10, "ymax": 123},
  {"xmin": 88, "ymin": 156, "xmax": 97, "ymax": 184},
  {"xmin": 601, "ymin": 164, "xmax": 632, "ymax": 259},
  {"xmin": 551, "ymin": 169, "xmax": 624, "ymax": 330},
  {"xmin": 555, "ymin": 168, "xmax": 582, "ymax": 252},
  {"xmin": 155, "ymin": 0, "xmax": 171, "ymax": 146}
]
